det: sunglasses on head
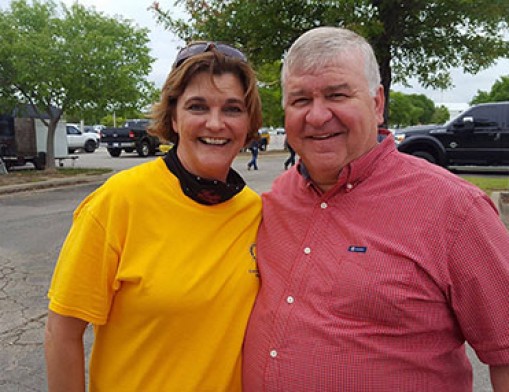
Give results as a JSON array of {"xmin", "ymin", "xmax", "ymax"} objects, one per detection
[{"xmin": 173, "ymin": 42, "xmax": 247, "ymax": 69}]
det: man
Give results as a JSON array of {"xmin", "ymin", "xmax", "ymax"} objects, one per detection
[{"xmin": 243, "ymin": 26, "xmax": 509, "ymax": 391}]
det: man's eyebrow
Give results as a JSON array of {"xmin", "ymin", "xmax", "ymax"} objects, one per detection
[
  {"xmin": 324, "ymin": 83, "xmax": 351, "ymax": 92},
  {"xmin": 287, "ymin": 83, "xmax": 352, "ymax": 96},
  {"xmin": 287, "ymin": 89, "xmax": 307, "ymax": 97}
]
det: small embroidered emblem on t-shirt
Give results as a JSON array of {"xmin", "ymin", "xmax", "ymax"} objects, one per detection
[{"xmin": 348, "ymin": 246, "xmax": 367, "ymax": 253}]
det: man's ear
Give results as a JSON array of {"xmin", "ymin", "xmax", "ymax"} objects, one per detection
[{"xmin": 374, "ymin": 85, "xmax": 385, "ymax": 125}]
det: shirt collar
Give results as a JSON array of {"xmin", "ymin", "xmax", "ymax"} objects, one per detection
[{"xmin": 298, "ymin": 134, "xmax": 396, "ymax": 195}]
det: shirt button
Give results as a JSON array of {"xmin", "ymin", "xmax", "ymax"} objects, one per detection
[
  {"xmin": 270, "ymin": 350, "xmax": 278, "ymax": 358},
  {"xmin": 304, "ymin": 247, "xmax": 311, "ymax": 255},
  {"xmin": 287, "ymin": 296, "xmax": 294, "ymax": 304},
  {"xmin": 320, "ymin": 202, "xmax": 328, "ymax": 209},
  {"xmin": 346, "ymin": 183, "xmax": 353, "ymax": 190}
]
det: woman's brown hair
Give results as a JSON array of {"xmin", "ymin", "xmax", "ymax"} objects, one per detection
[{"xmin": 148, "ymin": 47, "xmax": 262, "ymax": 145}]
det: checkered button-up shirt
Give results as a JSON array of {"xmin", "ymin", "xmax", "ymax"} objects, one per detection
[{"xmin": 243, "ymin": 137, "xmax": 509, "ymax": 392}]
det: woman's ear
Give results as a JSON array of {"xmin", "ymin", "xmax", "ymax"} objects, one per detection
[{"xmin": 172, "ymin": 119, "xmax": 179, "ymax": 135}]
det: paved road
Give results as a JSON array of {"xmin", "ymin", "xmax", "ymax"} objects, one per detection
[
  {"xmin": 67, "ymin": 146, "xmax": 287, "ymax": 194},
  {"xmin": 0, "ymin": 148, "xmax": 495, "ymax": 391}
]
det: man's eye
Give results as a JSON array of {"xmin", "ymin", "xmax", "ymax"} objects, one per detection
[
  {"xmin": 291, "ymin": 97, "xmax": 310, "ymax": 106},
  {"xmin": 328, "ymin": 92, "xmax": 347, "ymax": 100}
]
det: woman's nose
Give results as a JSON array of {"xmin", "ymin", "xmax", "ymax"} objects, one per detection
[{"xmin": 206, "ymin": 110, "xmax": 225, "ymax": 130}]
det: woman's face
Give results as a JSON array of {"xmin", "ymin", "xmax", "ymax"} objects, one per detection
[{"xmin": 172, "ymin": 72, "xmax": 250, "ymax": 182}]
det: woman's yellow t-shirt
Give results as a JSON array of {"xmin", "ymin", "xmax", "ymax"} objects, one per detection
[{"xmin": 48, "ymin": 158, "xmax": 261, "ymax": 391}]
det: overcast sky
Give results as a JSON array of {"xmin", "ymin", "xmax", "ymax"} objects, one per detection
[{"xmin": 2, "ymin": 0, "xmax": 508, "ymax": 105}]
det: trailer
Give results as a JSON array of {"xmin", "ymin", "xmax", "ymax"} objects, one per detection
[{"xmin": 0, "ymin": 109, "xmax": 68, "ymax": 171}]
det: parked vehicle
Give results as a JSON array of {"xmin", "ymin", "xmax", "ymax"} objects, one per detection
[
  {"xmin": 100, "ymin": 119, "xmax": 161, "ymax": 157},
  {"xmin": 258, "ymin": 128, "xmax": 271, "ymax": 151},
  {"xmin": 66, "ymin": 124, "xmax": 100, "ymax": 153},
  {"xmin": 92, "ymin": 124, "xmax": 106, "ymax": 132},
  {"xmin": 0, "ymin": 109, "xmax": 68, "ymax": 170},
  {"xmin": 394, "ymin": 101, "xmax": 509, "ymax": 167}
]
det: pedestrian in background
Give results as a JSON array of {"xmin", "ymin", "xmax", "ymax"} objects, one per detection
[
  {"xmin": 283, "ymin": 135, "xmax": 296, "ymax": 169},
  {"xmin": 243, "ymin": 26, "xmax": 509, "ymax": 392},
  {"xmin": 247, "ymin": 138, "xmax": 259, "ymax": 170},
  {"xmin": 45, "ymin": 41, "xmax": 263, "ymax": 391}
]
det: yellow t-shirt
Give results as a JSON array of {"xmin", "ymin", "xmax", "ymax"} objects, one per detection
[{"xmin": 48, "ymin": 158, "xmax": 261, "ymax": 391}]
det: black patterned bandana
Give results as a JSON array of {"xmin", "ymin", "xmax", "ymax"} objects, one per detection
[{"xmin": 164, "ymin": 147, "xmax": 245, "ymax": 205}]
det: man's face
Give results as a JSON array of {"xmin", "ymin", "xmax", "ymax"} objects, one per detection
[{"xmin": 283, "ymin": 51, "xmax": 384, "ymax": 191}]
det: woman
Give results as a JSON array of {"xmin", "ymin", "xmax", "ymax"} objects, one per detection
[{"xmin": 45, "ymin": 42, "xmax": 263, "ymax": 391}]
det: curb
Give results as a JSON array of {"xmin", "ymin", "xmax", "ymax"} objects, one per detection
[{"xmin": 0, "ymin": 174, "xmax": 110, "ymax": 196}]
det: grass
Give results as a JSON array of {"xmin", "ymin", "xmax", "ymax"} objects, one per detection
[
  {"xmin": 0, "ymin": 167, "xmax": 112, "ymax": 186},
  {"xmin": 461, "ymin": 176, "xmax": 509, "ymax": 195}
]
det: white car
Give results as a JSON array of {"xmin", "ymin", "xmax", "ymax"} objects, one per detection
[{"xmin": 66, "ymin": 125, "xmax": 100, "ymax": 153}]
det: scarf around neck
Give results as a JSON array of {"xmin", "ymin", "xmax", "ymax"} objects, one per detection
[{"xmin": 164, "ymin": 146, "xmax": 245, "ymax": 205}]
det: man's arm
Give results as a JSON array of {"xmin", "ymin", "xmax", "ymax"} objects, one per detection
[
  {"xmin": 490, "ymin": 365, "xmax": 509, "ymax": 392},
  {"xmin": 45, "ymin": 310, "xmax": 89, "ymax": 392}
]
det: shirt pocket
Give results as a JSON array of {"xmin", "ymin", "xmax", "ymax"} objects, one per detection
[{"xmin": 327, "ymin": 254, "xmax": 415, "ymax": 327}]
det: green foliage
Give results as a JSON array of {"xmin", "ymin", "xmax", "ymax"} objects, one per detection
[
  {"xmin": 257, "ymin": 61, "xmax": 284, "ymax": 127},
  {"xmin": 431, "ymin": 105, "xmax": 450, "ymax": 124},
  {"xmin": 0, "ymin": 0, "xmax": 154, "ymax": 168},
  {"xmin": 151, "ymin": 0, "xmax": 509, "ymax": 123},
  {"xmin": 389, "ymin": 91, "xmax": 415, "ymax": 127},
  {"xmin": 389, "ymin": 91, "xmax": 448, "ymax": 127},
  {"xmin": 471, "ymin": 75, "xmax": 509, "ymax": 104}
]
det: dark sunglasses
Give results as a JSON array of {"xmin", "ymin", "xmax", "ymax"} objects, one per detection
[{"xmin": 173, "ymin": 42, "xmax": 247, "ymax": 69}]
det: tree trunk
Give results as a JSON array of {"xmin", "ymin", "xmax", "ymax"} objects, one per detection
[
  {"xmin": 379, "ymin": 57, "xmax": 392, "ymax": 127},
  {"xmin": 45, "ymin": 118, "xmax": 60, "ymax": 171}
]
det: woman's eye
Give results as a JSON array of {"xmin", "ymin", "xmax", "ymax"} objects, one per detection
[
  {"xmin": 187, "ymin": 103, "xmax": 208, "ymax": 112},
  {"xmin": 224, "ymin": 106, "xmax": 244, "ymax": 114}
]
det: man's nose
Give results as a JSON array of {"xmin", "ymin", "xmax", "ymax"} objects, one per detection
[{"xmin": 306, "ymin": 100, "xmax": 332, "ymax": 127}]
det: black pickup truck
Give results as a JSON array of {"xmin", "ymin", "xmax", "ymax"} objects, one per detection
[
  {"xmin": 394, "ymin": 102, "xmax": 509, "ymax": 168},
  {"xmin": 101, "ymin": 119, "xmax": 161, "ymax": 157}
]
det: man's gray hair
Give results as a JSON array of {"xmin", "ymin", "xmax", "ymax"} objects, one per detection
[{"xmin": 281, "ymin": 26, "xmax": 381, "ymax": 99}]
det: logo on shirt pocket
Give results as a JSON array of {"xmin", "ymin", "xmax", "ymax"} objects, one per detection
[{"xmin": 348, "ymin": 245, "xmax": 367, "ymax": 253}]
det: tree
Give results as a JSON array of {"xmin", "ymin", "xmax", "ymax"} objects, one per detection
[
  {"xmin": 257, "ymin": 61, "xmax": 285, "ymax": 127},
  {"xmin": 431, "ymin": 105, "xmax": 450, "ymax": 124},
  {"xmin": 389, "ymin": 92, "xmax": 417, "ymax": 128},
  {"xmin": 408, "ymin": 94, "xmax": 436, "ymax": 124},
  {"xmin": 151, "ymin": 0, "xmax": 509, "ymax": 124},
  {"xmin": 471, "ymin": 75, "xmax": 509, "ymax": 104},
  {"xmin": 388, "ymin": 91, "xmax": 448, "ymax": 128},
  {"xmin": 0, "ymin": 0, "xmax": 154, "ymax": 169}
]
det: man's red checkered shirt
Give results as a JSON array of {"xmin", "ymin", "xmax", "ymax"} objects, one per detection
[{"xmin": 243, "ymin": 137, "xmax": 509, "ymax": 392}]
